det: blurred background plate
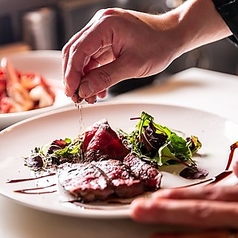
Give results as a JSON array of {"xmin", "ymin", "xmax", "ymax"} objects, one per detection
[{"xmin": 0, "ymin": 50, "xmax": 73, "ymax": 130}]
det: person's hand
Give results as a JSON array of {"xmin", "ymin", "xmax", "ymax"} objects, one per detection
[
  {"xmin": 130, "ymin": 162, "xmax": 238, "ymax": 230},
  {"xmin": 62, "ymin": 8, "xmax": 179, "ymax": 103},
  {"xmin": 62, "ymin": 0, "xmax": 231, "ymax": 104},
  {"xmin": 131, "ymin": 184, "xmax": 238, "ymax": 229}
]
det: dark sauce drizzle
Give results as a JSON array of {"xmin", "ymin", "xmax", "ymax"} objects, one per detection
[
  {"xmin": 6, "ymin": 172, "xmax": 56, "ymax": 183},
  {"xmin": 181, "ymin": 143, "xmax": 238, "ymax": 188},
  {"xmin": 14, "ymin": 183, "xmax": 57, "ymax": 194},
  {"xmin": 226, "ymin": 141, "xmax": 238, "ymax": 170},
  {"xmin": 181, "ymin": 170, "xmax": 233, "ymax": 188},
  {"xmin": 6, "ymin": 173, "xmax": 57, "ymax": 195}
]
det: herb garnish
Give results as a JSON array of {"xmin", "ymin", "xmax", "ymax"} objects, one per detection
[
  {"xmin": 118, "ymin": 111, "xmax": 205, "ymax": 178},
  {"xmin": 24, "ymin": 138, "xmax": 83, "ymax": 171}
]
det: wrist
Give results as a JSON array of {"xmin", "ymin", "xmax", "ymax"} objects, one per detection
[{"xmin": 165, "ymin": 0, "xmax": 232, "ymax": 54}]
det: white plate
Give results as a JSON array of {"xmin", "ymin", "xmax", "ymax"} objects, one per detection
[
  {"xmin": 0, "ymin": 102, "xmax": 237, "ymax": 219},
  {"xmin": 0, "ymin": 50, "xmax": 73, "ymax": 130}
]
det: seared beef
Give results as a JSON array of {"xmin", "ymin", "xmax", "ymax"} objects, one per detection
[
  {"xmin": 123, "ymin": 153, "xmax": 162, "ymax": 190},
  {"xmin": 58, "ymin": 162, "xmax": 114, "ymax": 202},
  {"xmin": 58, "ymin": 159, "xmax": 144, "ymax": 202},
  {"xmin": 82, "ymin": 119, "xmax": 130, "ymax": 162},
  {"xmin": 58, "ymin": 153, "xmax": 162, "ymax": 203}
]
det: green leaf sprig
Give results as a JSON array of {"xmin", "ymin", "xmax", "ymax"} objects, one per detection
[{"xmin": 118, "ymin": 111, "xmax": 202, "ymax": 168}]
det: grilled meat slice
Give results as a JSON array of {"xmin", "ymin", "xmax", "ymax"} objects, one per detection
[
  {"xmin": 95, "ymin": 160, "xmax": 144, "ymax": 198},
  {"xmin": 82, "ymin": 119, "xmax": 130, "ymax": 162},
  {"xmin": 123, "ymin": 153, "xmax": 162, "ymax": 191},
  {"xmin": 58, "ymin": 162, "xmax": 114, "ymax": 202},
  {"xmin": 58, "ymin": 159, "xmax": 144, "ymax": 202}
]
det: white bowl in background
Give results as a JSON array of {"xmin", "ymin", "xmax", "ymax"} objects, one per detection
[{"xmin": 0, "ymin": 50, "xmax": 73, "ymax": 130}]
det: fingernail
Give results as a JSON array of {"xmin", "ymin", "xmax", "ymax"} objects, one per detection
[
  {"xmin": 79, "ymin": 81, "xmax": 94, "ymax": 98},
  {"xmin": 72, "ymin": 93, "xmax": 83, "ymax": 104},
  {"xmin": 85, "ymin": 97, "xmax": 97, "ymax": 104}
]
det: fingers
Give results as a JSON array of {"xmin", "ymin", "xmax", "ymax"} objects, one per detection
[
  {"xmin": 130, "ymin": 197, "xmax": 238, "ymax": 229},
  {"xmin": 62, "ymin": 8, "xmax": 126, "ymax": 102},
  {"xmin": 76, "ymin": 51, "xmax": 140, "ymax": 99},
  {"xmin": 63, "ymin": 35, "xmax": 116, "ymax": 101},
  {"xmin": 63, "ymin": 33, "xmax": 101, "ymax": 98},
  {"xmin": 151, "ymin": 230, "xmax": 236, "ymax": 238},
  {"xmin": 62, "ymin": 8, "xmax": 161, "ymax": 103},
  {"xmin": 149, "ymin": 185, "xmax": 238, "ymax": 202},
  {"xmin": 83, "ymin": 47, "xmax": 115, "ymax": 75},
  {"xmin": 62, "ymin": 14, "xmax": 109, "ymax": 99},
  {"xmin": 62, "ymin": 9, "xmax": 105, "ymax": 81}
]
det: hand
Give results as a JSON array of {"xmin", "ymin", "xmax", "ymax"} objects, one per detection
[
  {"xmin": 130, "ymin": 162, "xmax": 238, "ymax": 229},
  {"xmin": 62, "ymin": 8, "xmax": 178, "ymax": 103},
  {"xmin": 62, "ymin": 0, "xmax": 231, "ymax": 103},
  {"xmin": 131, "ymin": 184, "xmax": 238, "ymax": 229}
]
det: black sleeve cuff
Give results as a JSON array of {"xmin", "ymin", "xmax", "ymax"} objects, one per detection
[{"xmin": 212, "ymin": 0, "xmax": 238, "ymax": 46}]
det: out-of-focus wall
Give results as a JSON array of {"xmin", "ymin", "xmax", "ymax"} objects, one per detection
[{"xmin": 0, "ymin": 0, "xmax": 63, "ymax": 45}]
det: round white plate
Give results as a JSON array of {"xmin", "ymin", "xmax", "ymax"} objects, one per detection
[
  {"xmin": 0, "ymin": 102, "xmax": 237, "ymax": 219},
  {"xmin": 0, "ymin": 50, "xmax": 73, "ymax": 130}
]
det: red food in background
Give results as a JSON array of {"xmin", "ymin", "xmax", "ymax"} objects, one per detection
[{"xmin": 0, "ymin": 58, "xmax": 55, "ymax": 113}]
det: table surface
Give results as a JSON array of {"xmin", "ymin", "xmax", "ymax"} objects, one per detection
[{"xmin": 1, "ymin": 67, "xmax": 238, "ymax": 238}]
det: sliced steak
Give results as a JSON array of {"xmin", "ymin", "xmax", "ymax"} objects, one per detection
[
  {"xmin": 58, "ymin": 159, "xmax": 144, "ymax": 202},
  {"xmin": 95, "ymin": 160, "xmax": 144, "ymax": 198},
  {"xmin": 58, "ymin": 162, "xmax": 114, "ymax": 202},
  {"xmin": 123, "ymin": 153, "xmax": 162, "ymax": 191},
  {"xmin": 82, "ymin": 119, "xmax": 130, "ymax": 162}
]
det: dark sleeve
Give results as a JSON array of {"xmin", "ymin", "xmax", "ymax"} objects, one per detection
[{"xmin": 212, "ymin": 0, "xmax": 238, "ymax": 46}]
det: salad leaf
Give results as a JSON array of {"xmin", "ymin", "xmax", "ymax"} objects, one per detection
[{"xmin": 118, "ymin": 111, "xmax": 202, "ymax": 168}]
